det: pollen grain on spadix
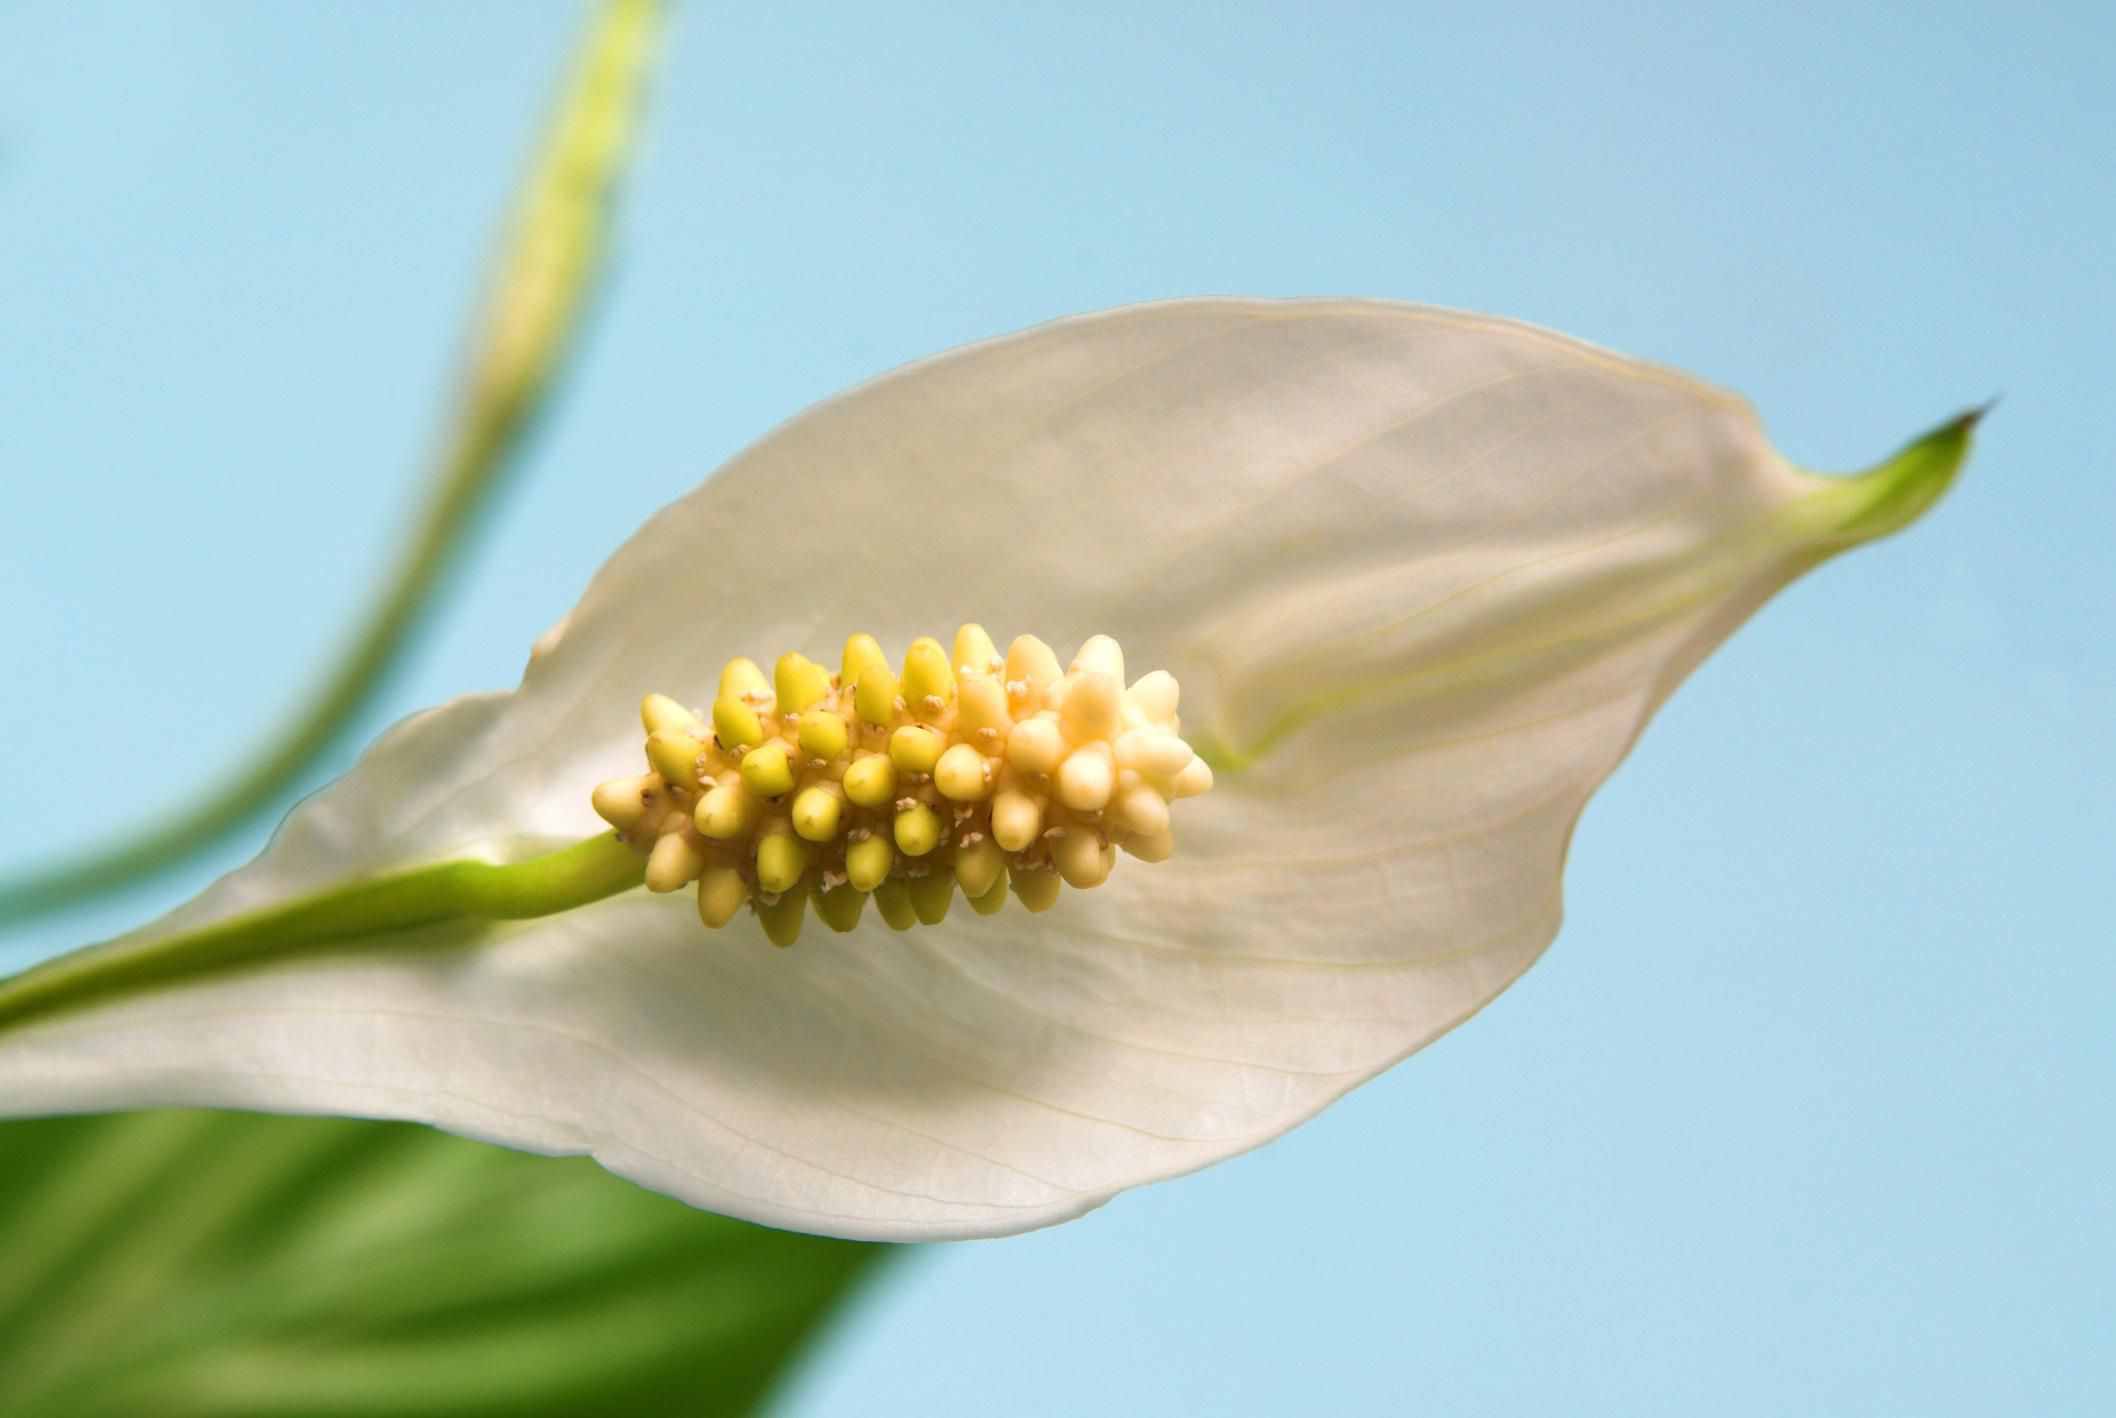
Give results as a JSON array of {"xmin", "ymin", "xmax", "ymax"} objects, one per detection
[{"xmin": 590, "ymin": 627, "xmax": 1212, "ymax": 945}]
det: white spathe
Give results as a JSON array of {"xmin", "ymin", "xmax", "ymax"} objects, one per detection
[{"xmin": 0, "ymin": 300, "xmax": 1863, "ymax": 1240}]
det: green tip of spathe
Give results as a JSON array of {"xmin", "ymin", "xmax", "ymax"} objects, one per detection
[{"xmin": 1818, "ymin": 404, "xmax": 1986, "ymax": 547}]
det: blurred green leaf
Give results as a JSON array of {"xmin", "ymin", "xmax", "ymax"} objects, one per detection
[{"xmin": 0, "ymin": 1110, "xmax": 886, "ymax": 1417}]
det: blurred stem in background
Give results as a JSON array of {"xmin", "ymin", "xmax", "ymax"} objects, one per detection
[{"xmin": 0, "ymin": 0, "xmax": 666, "ymax": 924}]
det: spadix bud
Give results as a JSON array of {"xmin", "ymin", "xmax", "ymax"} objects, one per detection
[
  {"xmin": 889, "ymin": 724, "xmax": 946, "ymax": 776},
  {"xmin": 796, "ymin": 710, "xmax": 849, "ymax": 762},
  {"xmin": 953, "ymin": 835, "xmax": 1005, "ymax": 900},
  {"xmin": 1055, "ymin": 741, "xmax": 1115, "ymax": 813},
  {"xmin": 1120, "ymin": 829, "xmax": 1175, "ymax": 863},
  {"xmin": 1117, "ymin": 786, "xmax": 1170, "ymax": 837},
  {"xmin": 894, "ymin": 803, "xmax": 943, "ymax": 857},
  {"xmin": 755, "ymin": 890, "xmax": 806, "ymax": 948},
  {"xmin": 957, "ymin": 675, "xmax": 1012, "ymax": 743},
  {"xmin": 842, "ymin": 753, "xmax": 897, "ymax": 809},
  {"xmin": 694, "ymin": 782, "xmax": 757, "ymax": 840},
  {"xmin": 840, "ymin": 633, "xmax": 889, "ymax": 690},
  {"xmin": 1172, "ymin": 757, "xmax": 1214, "ymax": 799},
  {"xmin": 1052, "ymin": 828, "xmax": 1110, "ymax": 890},
  {"xmin": 1069, "ymin": 634, "xmax": 1126, "ymax": 685},
  {"xmin": 645, "ymin": 833, "xmax": 706, "ymax": 893},
  {"xmin": 872, "ymin": 879, "xmax": 917, "ymax": 931},
  {"xmin": 1005, "ymin": 717, "xmax": 1064, "ymax": 775},
  {"xmin": 968, "ymin": 876, "xmax": 1008, "ymax": 916},
  {"xmin": 1010, "ymin": 865, "xmax": 1061, "ymax": 913},
  {"xmin": 815, "ymin": 884, "xmax": 867, "ymax": 934},
  {"xmin": 791, "ymin": 785, "xmax": 844, "ymax": 842},
  {"xmin": 1125, "ymin": 670, "xmax": 1180, "ymax": 726},
  {"xmin": 853, "ymin": 665, "xmax": 900, "ymax": 726},
  {"xmin": 845, "ymin": 834, "xmax": 895, "ymax": 892},
  {"xmin": 718, "ymin": 657, "xmax": 771, "ymax": 704},
  {"xmin": 991, "ymin": 789, "xmax": 1044, "ymax": 852},
  {"xmin": 773, "ymin": 654, "xmax": 832, "ymax": 715},
  {"xmin": 1123, "ymin": 727, "xmax": 1194, "ymax": 783},
  {"xmin": 1005, "ymin": 636, "xmax": 1062, "ymax": 703},
  {"xmin": 901, "ymin": 638, "xmax": 955, "ymax": 718},
  {"xmin": 641, "ymin": 693, "xmax": 700, "ymax": 736},
  {"xmin": 755, "ymin": 830, "xmax": 810, "ymax": 895},
  {"xmin": 739, "ymin": 742, "xmax": 794, "ymax": 800},
  {"xmin": 591, "ymin": 773, "xmax": 661, "ymax": 834},
  {"xmin": 909, "ymin": 872, "xmax": 955, "ymax": 926},
  {"xmin": 712, "ymin": 696, "xmax": 765, "ymax": 751},
  {"xmin": 952, "ymin": 623, "xmax": 1001, "ymax": 677},
  {"xmin": 646, "ymin": 730, "xmax": 709, "ymax": 790},
  {"xmin": 697, "ymin": 864, "xmax": 750, "ymax": 927},
  {"xmin": 1060, "ymin": 673, "xmax": 1122, "ymax": 743},
  {"xmin": 934, "ymin": 743, "xmax": 991, "ymax": 802}
]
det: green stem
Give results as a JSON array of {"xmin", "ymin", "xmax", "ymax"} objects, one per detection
[
  {"xmin": 0, "ymin": 834, "xmax": 645, "ymax": 1039},
  {"xmin": 0, "ymin": 0, "xmax": 665, "ymax": 925}
]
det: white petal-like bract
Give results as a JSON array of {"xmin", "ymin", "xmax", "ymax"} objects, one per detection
[{"xmin": 0, "ymin": 301, "xmax": 1942, "ymax": 1239}]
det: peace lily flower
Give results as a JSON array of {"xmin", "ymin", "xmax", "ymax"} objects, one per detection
[{"xmin": 0, "ymin": 299, "xmax": 1969, "ymax": 1241}]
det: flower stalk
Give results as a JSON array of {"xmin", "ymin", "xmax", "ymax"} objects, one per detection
[{"xmin": 0, "ymin": 834, "xmax": 644, "ymax": 1038}]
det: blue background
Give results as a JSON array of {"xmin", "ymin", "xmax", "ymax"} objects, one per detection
[{"xmin": 2, "ymin": 2, "xmax": 2109, "ymax": 1413}]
